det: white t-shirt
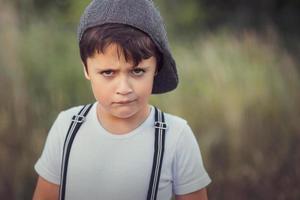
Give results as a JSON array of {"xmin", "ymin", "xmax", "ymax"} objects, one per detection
[{"xmin": 35, "ymin": 102, "xmax": 211, "ymax": 200}]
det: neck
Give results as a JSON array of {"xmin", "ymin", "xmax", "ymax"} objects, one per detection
[{"xmin": 96, "ymin": 104, "xmax": 150, "ymax": 135}]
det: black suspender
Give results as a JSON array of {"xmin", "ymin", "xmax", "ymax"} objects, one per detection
[
  {"xmin": 59, "ymin": 104, "xmax": 167, "ymax": 200},
  {"xmin": 59, "ymin": 104, "xmax": 93, "ymax": 200},
  {"xmin": 147, "ymin": 107, "xmax": 167, "ymax": 200}
]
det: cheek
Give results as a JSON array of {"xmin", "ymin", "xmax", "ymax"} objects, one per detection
[
  {"xmin": 90, "ymin": 80, "xmax": 111, "ymax": 102},
  {"xmin": 135, "ymin": 77, "xmax": 154, "ymax": 96}
]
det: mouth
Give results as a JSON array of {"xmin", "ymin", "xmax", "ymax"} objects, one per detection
[{"xmin": 114, "ymin": 99, "xmax": 136, "ymax": 105}]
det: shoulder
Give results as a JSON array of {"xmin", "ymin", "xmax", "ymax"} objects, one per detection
[
  {"xmin": 160, "ymin": 110, "xmax": 194, "ymax": 145},
  {"xmin": 49, "ymin": 104, "xmax": 93, "ymax": 138},
  {"xmin": 163, "ymin": 111, "xmax": 188, "ymax": 133},
  {"xmin": 55, "ymin": 103, "xmax": 94, "ymax": 124}
]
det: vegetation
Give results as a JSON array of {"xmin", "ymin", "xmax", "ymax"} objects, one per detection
[{"xmin": 1, "ymin": 1, "xmax": 300, "ymax": 199}]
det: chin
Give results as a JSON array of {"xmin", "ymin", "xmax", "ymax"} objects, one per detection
[{"xmin": 112, "ymin": 108, "xmax": 138, "ymax": 119}]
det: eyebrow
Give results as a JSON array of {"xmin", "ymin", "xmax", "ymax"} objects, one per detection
[
  {"xmin": 97, "ymin": 65, "xmax": 150, "ymax": 69},
  {"xmin": 132, "ymin": 65, "xmax": 149, "ymax": 69}
]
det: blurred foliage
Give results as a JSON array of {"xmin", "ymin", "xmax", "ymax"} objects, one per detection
[
  {"xmin": 9, "ymin": 0, "xmax": 300, "ymax": 37},
  {"xmin": 168, "ymin": 30, "xmax": 300, "ymax": 199},
  {"xmin": 1, "ymin": 0, "xmax": 300, "ymax": 199}
]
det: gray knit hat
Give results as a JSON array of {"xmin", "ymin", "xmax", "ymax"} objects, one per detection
[{"xmin": 77, "ymin": 0, "xmax": 178, "ymax": 94}]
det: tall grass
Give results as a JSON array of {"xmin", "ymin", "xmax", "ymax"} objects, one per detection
[{"xmin": 1, "ymin": 4, "xmax": 300, "ymax": 199}]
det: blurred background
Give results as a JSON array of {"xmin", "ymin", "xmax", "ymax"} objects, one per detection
[{"xmin": 1, "ymin": 0, "xmax": 300, "ymax": 199}]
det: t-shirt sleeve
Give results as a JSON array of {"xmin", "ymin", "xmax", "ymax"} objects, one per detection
[
  {"xmin": 34, "ymin": 112, "xmax": 65, "ymax": 185},
  {"xmin": 172, "ymin": 123, "xmax": 211, "ymax": 195}
]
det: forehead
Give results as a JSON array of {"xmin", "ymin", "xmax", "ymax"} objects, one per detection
[{"xmin": 88, "ymin": 44, "xmax": 156, "ymax": 68}]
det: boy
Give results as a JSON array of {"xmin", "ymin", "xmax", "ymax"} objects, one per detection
[{"xmin": 33, "ymin": 0, "xmax": 211, "ymax": 199}]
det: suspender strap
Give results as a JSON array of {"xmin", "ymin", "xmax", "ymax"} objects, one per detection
[
  {"xmin": 147, "ymin": 107, "xmax": 167, "ymax": 200},
  {"xmin": 59, "ymin": 104, "xmax": 93, "ymax": 200}
]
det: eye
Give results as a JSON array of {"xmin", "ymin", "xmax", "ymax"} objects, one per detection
[
  {"xmin": 100, "ymin": 70, "xmax": 114, "ymax": 77},
  {"xmin": 131, "ymin": 68, "xmax": 145, "ymax": 76}
]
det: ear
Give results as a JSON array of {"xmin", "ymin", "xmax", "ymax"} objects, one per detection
[{"xmin": 82, "ymin": 62, "xmax": 91, "ymax": 80}]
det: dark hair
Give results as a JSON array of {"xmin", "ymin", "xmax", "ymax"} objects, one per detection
[{"xmin": 79, "ymin": 23, "xmax": 162, "ymax": 72}]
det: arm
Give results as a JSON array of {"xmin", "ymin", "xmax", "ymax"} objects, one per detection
[
  {"xmin": 33, "ymin": 112, "xmax": 65, "ymax": 200},
  {"xmin": 175, "ymin": 188, "xmax": 208, "ymax": 200},
  {"xmin": 173, "ymin": 123, "xmax": 211, "ymax": 200},
  {"xmin": 32, "ymin": 176, "xmax": 59, "ymax": 200}
]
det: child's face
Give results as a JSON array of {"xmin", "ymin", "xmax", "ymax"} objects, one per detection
[{"xmin": 84, "ymin": 43, "xmax": 156, "ymax": 120}]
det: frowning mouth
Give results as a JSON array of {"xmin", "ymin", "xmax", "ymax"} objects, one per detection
[{"xmin": 114, "ymin": 99, "xmax": 136, "ymax": 104}]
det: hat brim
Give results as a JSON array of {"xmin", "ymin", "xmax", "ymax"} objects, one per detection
[{"xmin": 152, "ymin": 48, "xmax": 178, "ymax": 94}]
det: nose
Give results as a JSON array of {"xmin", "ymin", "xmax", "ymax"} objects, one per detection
[{"xmin": 116, "ymin": 75, "xmax": 133, "ymax": 95}]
